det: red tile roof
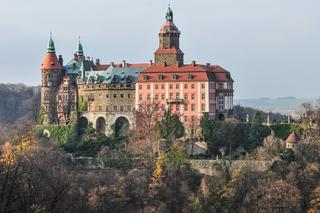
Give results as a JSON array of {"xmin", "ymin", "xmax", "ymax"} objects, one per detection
[
  {"xmin": 137, "ymin": 63, "xmax": 233, "ymax": 83},
  {"xmin": 160, "ymin": 20, "xmax": 179, "ymax": 32},
  {"xmin": 41, "ymin": 53, "xmax": 62, "ymax": 70},
  {"xmin": 286, "ymin": 132, "xmax": 301, "ymax": 144}
]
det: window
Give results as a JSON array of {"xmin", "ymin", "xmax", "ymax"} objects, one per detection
[
  {"xmin": 155, "ymin": 94, "xmax": 159, "ymax": 100},
  {"xmin": 191, "ymin": 94, "xmax": 195, "ymax": 100},
  {"xmin": 191, "ymin": 104, "xmax": 195, "ymax": 111},
  {"xmin": 184, "ymin": 84, "xmax": 188, "ymax": 89},
  {"xmin": 147, "ymin": 94, "xmax": 151, "ymax": 100},
  {"xmin": 169, "ymin": 84, "xmax": 173, "ymax": 89},
  {"xmin": 176, "ymin": 93, "xmax": 180, "ymax": 99},
  {"xmin": 201, "ymin": 104, "xmax": 205, "ymax": 111},
  {"xmin": 114, "ymin": 94, "xmax": 117, "ymax": 98},
  {"xmin": 161, "ymin": 94, "xmax": 165, "ymax": 100},
  {"xmin": 106, "ymin": 94, "xmax": 109, "ymax": 98},
  {"xmin": 120, "ymin": 94, "xmax": 124, "ymax": 98},
  {"xmin": 113, "ymin": 105, "xmax": 118, "ymax": 111},
  {"xmin": 139, "ymin": 95, "xmax": 142, "ymax": 100},
  {"xmin": 139, "ymin": 85, "xmax": 142, "ymax": 90},
  {"xmin": 169, "ymin": 104, "xmax": 173, "ymax": 111},
  {"xmin": 128, "ymin": 94, "xmax": 131, "ymax": 98},
  {"xmin": 218, "ymin": 94, "xmax": 224, "ymax": 110},
  {"xmin": 201, "ymin": 93, "xmax": 205, "ymax": 100},
  {"xmin": 106, "ymin": 106, "xmax": 110, "ymax": 111},
  {"xmin": 176, "ymin": 84, "xmax": 179, "ymax": 89},
  {"xmin": 158, "ymin": 75, "xmax": 164, "ymax": 80},
  {"xmin": 188, "ymin": 74, "xmax": 193, "ymax": 80},
  {"xmin": 176, "ymin": 104, "xmax": 180, "ymax": 111},
  {"xmin": 127, "ymin": 105, "xmax": 131, "ymax": 111},
  {"xmin": 201, "ymin": 84, "xmax": 205, "ymax": 89},
  {"xmin": 169, "ymin": 93, "xmax": 173, "ymax": 100},
  {"xmin": 191, "ymin": 84, "xmax": 195, "ymax": 89},
  {"xmin": 161, "ymin": 84, "xmax": 165, "ymax": 89},
  {"xmin": 147, "ymin": 85, "xmax": 151, "ymax": 90},
  {"xmin": 143, "ymin": 75, "xmax": 148, "ymax": 81},
  {"xmin": 184, "ymin": 94, "xmax": 188, "ymax": 100},
  {"xmin": 155, "ymin": 84, "xmax": 159, "ymax": 90},
  {"xmin": 184, "ymin": 104, "xmax": 188, "ymax": 111},
  {"xmin": 161, "ymin": 104, "xmax": 165, "ymax": 111},
  {"xmin": 98, "ymin": 106, "xmax": 102, "ymax": 111},
  {"xmin": 172, "ymin": 74, "xmax": 178, "ymax": 80},
  {"xmin": 120, "ymin": 106, "xmax": 124, "ymax": 111}
]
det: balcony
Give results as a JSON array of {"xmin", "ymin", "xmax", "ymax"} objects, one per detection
[{"xmin": 166, "ymin": 98, "xmax": 184, "ymax": 104}]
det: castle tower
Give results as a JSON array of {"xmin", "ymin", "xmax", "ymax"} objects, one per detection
[
  {"xmin": 76, "ymin": 37, "xmax": 84, "ymax": 61},
  {"xmin": 40, "ymin": 34, "xmax": 62, "ymax": 124},
  {"xmin": 154, "ymin": 6, "xmax": 184, "ymax": 65}
]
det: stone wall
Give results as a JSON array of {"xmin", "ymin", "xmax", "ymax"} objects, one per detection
[{"xmin": 188, "ymin": 159, "xmax": 273, "ymax": 176}]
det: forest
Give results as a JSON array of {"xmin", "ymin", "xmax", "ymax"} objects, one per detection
[{"xmin": 0, "ymin": 84, "xmax": 320, "ymax": 212}]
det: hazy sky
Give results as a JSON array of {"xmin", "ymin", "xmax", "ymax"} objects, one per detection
[{"xmin": 0, "ymin": 0, "xmax": 319, "ymax": 99}]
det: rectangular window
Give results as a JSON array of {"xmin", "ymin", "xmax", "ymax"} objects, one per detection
[
  {"xmin": 191, "ymin": 104, "xmax": 195, "ymax": 111},
  {"xmin": 98, "ymin": 106, "xmax": 102, "ymax": 111},
  {"xmin": 201, "ymin": 93, "xmax": 205, "ymax": 100},
  {"xmin": 161, "ymin": 94, "xmax": 165, "ymax": 100},
  {"xmin": 176, "ymin": 93, "xmax": 180, "ymax": 99},
  {"xmin": 161, "ymin": 104, "xmax": 165, "ymax": 111},
  {"xmin": 106, "ymin": 94, "xmax": 109, "ymax": 98},
  {"xmin": 120, "ymin": 94, "xmax": 124, "ymax": 98},
  {"xmin": 191, "ymin": 94, "xmax": 195, "ymax": 100},
  {"xmin": 106, "ymin": 106, "xmax": 109, "ymax": 111},
  {"xmin": 128, "ymin": 94, "xmax": 131, "ymax": 98},
  {"xmin": 147, "ymin": 85, "xmax": 151, "ymax": 90},
  {"xmin": 120, "ymin": 106, "xmax": 124, "ymax": 111},
  {"xmin": 184, "ymin": 94, "xmax": 188, "ymax": 100},
  {"xmin": 184, "ymin": 104, "xmax": 188, "ymax": 111},
  {"xmin": 155, "ymin": 94, "xmax": 159, "ymax": 100},
  {"xmin": 114, "ymin": 94, "xmax": 117, "ymax": 98},
  {"xmin": 169, "ymin": 104, "xmax": 173, "ymax": 111},
  {"xmin": 184, "ymin": 84, "xmax": 188, "ymax": 89},
  {"xmin": 169, "ymin": 84, "xmax": 173, "ymax": 89},
  {"xmin": 161, "ymin": 84, "xmax": 165, "ymax": 89},
  {"xmin": 218, "ymin": 95, "xmax": 224, "ymax": 110},
  {"xmin": 201, "ymin": 84, "xmax": 205, "ymax": 89},
  {"xmin": 155, "ymin": 84, "xmax": 159, "ymax": 90},
  {"xmin": 201, "ymin": 104, "xmax": 205, "ymax": 111},
  {"xmin": 176, "ymin": 104, "xmax": 180, "ymax": 111},
  {"xmin": 147, "ymin": 94, "xmax": 151, "ymax": 100},
  {"xmin": 191, "ymin": 84, "xmax": 195, "ymax": 89},
  {"xmin": 169, "ymin": 93, "xmax": 173, "ymax": 100},
  {"xmin": 176, "ymin": 84, "xmax": 179, "ymax": 89},
  {"xmin": 139, "ymin": 95, "xmax": 142, "ymax": 100},
  {"xmin": 113, "ymin": 105, "xmax": 117, "ymax": 111},
  {"xmin": 127, "ymin": 105, "xmax": 131, "ymax": 111},
  {"xmin": 139, "ymin": 85, "xmax": 142, "ymax": 90}
]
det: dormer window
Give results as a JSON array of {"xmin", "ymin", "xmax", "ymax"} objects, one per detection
[
  {"xmin": 143, "ymin": 75, "xmax": 148, "ymax": 81},
  {"xmin": 172, "ymin": 74, "xmax": 178, "ymax": 80},
  {"xmin": 188, "ymin": 74, "xmax": 193, "ymax": 80},
  {"xmin": 158, "ymin": 74, "xmax": 164, "ymax": 80}
]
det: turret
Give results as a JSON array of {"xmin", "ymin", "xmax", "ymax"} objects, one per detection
[
  {"xmin": 40, "ymin": 33, "xmax": 62, "ymax": 124},
  {"xmin": 76, "ymin": 37, "xmax": 84, "ymax": 61}
]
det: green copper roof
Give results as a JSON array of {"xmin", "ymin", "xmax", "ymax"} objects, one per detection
[
  {"xmin": 76, "ymin": 37, "xmax": 84, "ymax": 56},
  {"xmin": 47, "ymin": 33, "xmax": 55, "ymax": 53},
  {"xmin": 165, "ymin": 5, "xmax": 173, "ymax": 21}
]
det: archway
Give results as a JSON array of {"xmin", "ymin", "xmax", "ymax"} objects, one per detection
[
  {"xmin": 78, "ymin": 117, "xmax": 89, "ymax": 134},
  {"xmin": 114, "ymin": 117, "xmax": 129, "ymax": 137},
  {"xmin": 96, "ymin": 117, "xmax": 106, "ymax": 133},
  {"xmin": 218, "ymin": 114, "xmax": 225, "ymax": 121}
]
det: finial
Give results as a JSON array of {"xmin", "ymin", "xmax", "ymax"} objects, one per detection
[
  {"xmin": 47, "ymin": 32, "xmax": 55, "ymax": 53},
  {"xmin": 165, "ymin": 4, "xmax": 173, "ymax": 21},
  {"xmin": 76, "ymin": 35, "xmax": 84, "ymax": 56}
]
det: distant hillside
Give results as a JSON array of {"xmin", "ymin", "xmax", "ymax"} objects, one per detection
[
  {"xmin": 0, "ymin": 84, "xmax": 40, "ymax": 124},
  {"xmin": 235, "ymin": 97, "xmax": 318, "ymax": 115}
]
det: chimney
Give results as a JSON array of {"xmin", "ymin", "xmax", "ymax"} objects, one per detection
[
  {"xmin": 149, "ymin": 60, "xmax": 153, "ymax": 66},
  {"xmin": 58, "ymin": 55, "xmax": 63, "ymax": 66},
  {"xmin": 192, "ymin": 60, "xmax": 196, "ymax": 66},
  {"xmin": 163, "ymin": 61, "xmax": 167, "ymax": 67},
  {"xmin": 122, "ymin": 60, "xmax": 126, "ymax": 67},
  {"xmin": 86, "ymin": 56, "xmax": 90, "ymax": 60},
  {"xmin": 110, "ymin": 62, "xmax": 115, "ymax": 67},
  {"xmin": 96, "ymin": 58, "xmax": 100, "ymax": 65},
  {"xmin": 206, "ymin": 63, "xmax": 211, "ymax": 66}
]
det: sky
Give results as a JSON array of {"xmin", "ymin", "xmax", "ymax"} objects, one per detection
[{"xmin": 0, "ymin": 0, "xmax": 319, "ymax": 99}]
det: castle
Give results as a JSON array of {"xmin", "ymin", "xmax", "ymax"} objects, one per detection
[{"xmin": 40, "ymin": 6, "xmax": 234, "ymax": 136}]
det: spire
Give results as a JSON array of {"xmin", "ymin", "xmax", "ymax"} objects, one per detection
[
  {"xmin": 76, "ymin": 36, "xmax": 84, "ymax": 56},
  {"xmin": 47, "ymin": 32, "xmax": 55, "ymax": 53},
  {"xmin": 165, "ymin": 4, "xmax": 173, "ymax": 21}
]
